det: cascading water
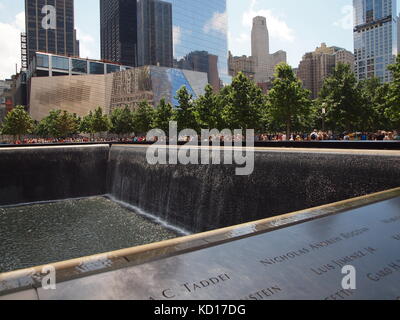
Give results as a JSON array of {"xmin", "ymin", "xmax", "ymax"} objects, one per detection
[{"xmin": 107, "ymin": 146, "xmax": 400, "ymax": 233}]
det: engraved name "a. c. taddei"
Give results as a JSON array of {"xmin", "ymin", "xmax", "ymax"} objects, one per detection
[{"xmin": 150, "ymin": 274, "xmax": 232, "ymax": 300}]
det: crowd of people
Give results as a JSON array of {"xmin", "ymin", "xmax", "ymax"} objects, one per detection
[
  {"xmin": 0, "ymin": 136, "xmax": 134, "ymax": 145},
  {"xmin": 256, "ymin": 130, "xmax": 400, "ymax": 142},
  {"xmin": 0, "ymin": 130, "xmax": 399, "ymax": 145}
]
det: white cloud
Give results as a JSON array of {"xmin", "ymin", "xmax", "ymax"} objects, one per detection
[
  {"xmin": 173, "ymin": 25, "xmax": 182, "ymax": 45},
  {"xmin": 173, "ymin": 25, "xmax": 182, "ymax": 56},
  {"xmin": 15, "ymin": 11, "xmax": 25, "ymax": 30},
  {"xmin": 333, "ymin": 5, "xmax": 354, "ymax": 30},
  {"xmin": 229, "ymin": 31, "xmax": 250, "ymax": 50},
  {"xmin": 75, "ymin": 28, "xmax": 96, "ymax": 59},
  {"xmin": 0, "ymin": 12, "xmax": 25, "ymax": 80},
  {"xmin": 204, "ymin": 11, "xmax": 228, "ymax": 35},
  {"xmin": 242, "ymin": 0, "xmax": 295, "ymax": 42}
]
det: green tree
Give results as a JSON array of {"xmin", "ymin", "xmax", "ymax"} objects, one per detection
[
  {"xmin": 133, "ymin": 101, "xmax": 155, "ymax": 134},
  {"xmin": 153, "ymin": 98, "xmax": 174, "ymax": 134},
  {"xmin": 222, "ymin": 72, "xmax": 265, "ymax": 131},
  {"xmin": 80, "ymin": 111, "xmax": 94, "ymax": 135},
  {"xmin": 109, "ymin": 106, "xmax": 135, "ymax": 136},
  {"xmin": 36, "ymin": 110, "xmax": 80, "ymax": 138},
  {"xmin": 173, "ymin": 86, "xmax": 198, "ymax": 131},
  {"xmin": 318, "ymin": 63, "xmax": 363, "ymax": 133},
  {"xmin": 35, "ymin": 110, "xmax": 59, "ymax": 137},
  {"xmin": 194, "ymin": 84, "xmax": 224, "ymax": 130},
  {"xmin": 1, "ymin": 105, "xmax": 34, "ymax": 140},
  {"xmin": 386, "ymin": 55, "xmax": 400, "ymax": 129},
  {"xmin": 267, "ymin": 63, "xmax": 312, "ymax": 138},
  {"xmin": 91, "ymin": 107, "xmax": 109, "ymax": 134},
  {"xmin": 57, "ymin": 111, "xmax": 80, "ymax": 137},
  {"xmin": 358, "ymin": 77, "xmax": 391, "ymax": 131}
]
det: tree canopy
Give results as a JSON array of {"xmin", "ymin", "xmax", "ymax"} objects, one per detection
[
  {"xmin": 133, "ymin": 101, "xmax": 155, "ymax": 134},
  {"xmin": 109, "ymin": 106, "xmax": 135, "ymax": 136},
  {"xmin": 317, "ymin": 63, "xmax": 366, "ymax": 132},
  {"xmin": 267, "ymin": 63, "xmax": 312, "ymax": 137},
  {"xmin": 1, "ymin": 106, "xmax": 34, "ymax": 139}
]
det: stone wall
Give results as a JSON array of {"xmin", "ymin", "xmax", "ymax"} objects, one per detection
[{"xmin": 0, "ymin": 145, "xmax": 109, "ymax": 206}]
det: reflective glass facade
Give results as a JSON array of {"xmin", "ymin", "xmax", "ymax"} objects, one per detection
[
  {"xmin": 25, "ymin": 0, "xmax": 78, "ymax": 64},
  {"xmin": 72, "ymin": 59, "xmax": 87, "ymax": 73},
  {"xmin": 168, "ymin": 0, "xmax": 230, "ymax": 87},
  {"xmin": 100, "ymin": 0, "xmax": 138, "ymax": 67},
  {"xmin": 100, "ymin": 0, "xmax": 229, "ymax": 89},
  {"xmin": 90, "ymin": 62, "xmax": 105, "ymax": 75},
  {"xmin": 52, "ymin": 56, "xmax": 69, "ymax": 70},
  {"xmin": 353, "ymin": 0, "xmax": 398, "ymax": 82},
  {"xmin": 137, "ymin": 0, "xmax": 174, "ymax": 68}
]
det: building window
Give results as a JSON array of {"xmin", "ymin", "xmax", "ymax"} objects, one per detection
[
  {"xmin": 90, "ymin": 62, "xmax": 104, "ymax": 74},
  {"xmin": 72, "ymin": 59, "xmax": 87, "ymax": 73},
  {"xmin": 36, "ymin": 54, "xmax": 49, "ymax": 68},
  {"xmin": 52, "ymin": 56, "xmax": 69, "ymax": 70},
  {"xmin": 106, "ymin": 64, "xmax": 121, "ymax": 74}
]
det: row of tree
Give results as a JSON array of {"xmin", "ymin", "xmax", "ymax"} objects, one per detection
[{"xmin": 1, "ymin": 56, "xmax": 400, "ymax": 140}]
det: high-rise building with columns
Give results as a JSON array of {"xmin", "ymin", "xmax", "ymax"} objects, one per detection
[
  {"xmin": 25, "ymin": 0, "xmax": 79, "ymax": 64},
  {"xmin": 251, "ymin": 16, "xmax": 287, "ymax": 82},
  {"xmin": 353, "ymin": 0, "xmax": 398, "ymax": 82}
]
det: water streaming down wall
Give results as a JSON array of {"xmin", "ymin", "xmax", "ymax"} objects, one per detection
[{"xmin": 107, "ymin": 146, "xmax": 400, "ymax": 233}]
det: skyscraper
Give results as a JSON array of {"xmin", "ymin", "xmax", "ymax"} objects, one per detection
[
  {"xmin": 353, "ymin": 0, "xmax": 398, "ymax": 82},
  {"xmin": 100, "ymin": 0, "xmax": 229, "ymax": 89},
  {"xmin": 251, "ymin": 16, "xmax": 287, "ymax": 83},
  {"xmin": 297, "ymin": 43, "xmax": 354, "ymax": 99},
  {"xmin": 137, "ymin": 0, "xmax": 173, "ymax": 67},
  {"xmin": 251, "ymin": 16, "xmax": 270, "ymax": 83},
  {"xmin": 25, "ymin": 0, "xmax": 79, "ymax": 64},
  {"xmin": 100, "ymin": 0, "xmax": 138, "ymax": 67}
]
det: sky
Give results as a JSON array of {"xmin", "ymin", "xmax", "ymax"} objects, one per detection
[{"xmin": 0, "ymin": 0, "xmax": 398, "ymax": 80}]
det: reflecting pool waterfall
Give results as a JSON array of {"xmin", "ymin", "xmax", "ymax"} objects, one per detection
[{"xmin": 107, "ymin": 146, "xmax": 400, "ymax": 233}]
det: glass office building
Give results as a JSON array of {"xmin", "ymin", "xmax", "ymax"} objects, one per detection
[
  {"xmin": 353, "ymin": 0, "xmax": 398, "ymax": 82},
  {"xmin": 137, "ymin": 0, "xmax": 174, "ymax": 68},
  {"xmin": 25, "ymin": 0, "xmax": 79, "ymax": 64},
  {"xmin": 100, "ymin": 0, "xmax": 138, "ymax": 67},
  {"xmin": 100, "ymin": 0, "xmax": 229, "ymax": 89}
]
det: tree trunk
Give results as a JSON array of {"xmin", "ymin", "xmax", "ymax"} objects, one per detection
[{"xmin": 286, "ymin": 120, "xmax": 291, "ymax": 141}]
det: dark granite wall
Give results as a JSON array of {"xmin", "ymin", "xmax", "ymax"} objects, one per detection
[
  {"xmin": 107, "ymin": 147, "xmax": 400, "ymax": 233},
  {"xmin": 0, "ymin": 146, "xmax": 109, "ymax": 206}
]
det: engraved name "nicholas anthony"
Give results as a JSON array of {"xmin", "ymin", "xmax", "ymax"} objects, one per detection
[{"xmin": 260, "ymin": 228, "xmax": 370, "ymax": 267}]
